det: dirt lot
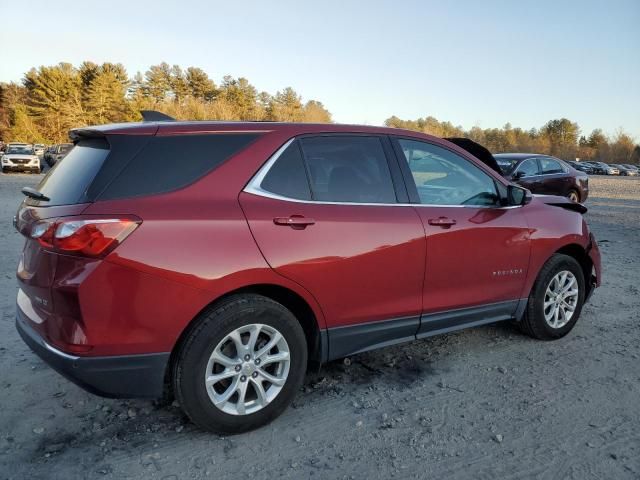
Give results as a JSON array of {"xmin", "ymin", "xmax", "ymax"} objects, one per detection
[{"xmin": 0, "ymin": 173, "xmax": 638, "ymax": 480}]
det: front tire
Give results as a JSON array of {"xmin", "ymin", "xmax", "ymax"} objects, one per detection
[
  {"xmin": 567, "ymin": 189, "xmax": 580, "ymax": 202},
  {"xmin": 173, "ymin": 294, "xmax": 308, "ymax": 434},
  {"xmin": 519, "ymin": 254, "xmax": 585, "ymax": 340}
]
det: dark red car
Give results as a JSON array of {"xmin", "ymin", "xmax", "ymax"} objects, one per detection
[
  {"xmin": 15, "ymin": 117, "xmax": 601, "ymax": 433},
  {"xmin": 494, "ymin": 153, "xmax": 589, "ymax": 203}
]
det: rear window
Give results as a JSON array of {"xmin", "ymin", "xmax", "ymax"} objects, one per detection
[
  {"xmin": 33, "ymin": 139, "xmax": 108, "ymax": 206},
  {"xmin": 99, "ymin": 133, "xmax": 259, "ymax": 200}
]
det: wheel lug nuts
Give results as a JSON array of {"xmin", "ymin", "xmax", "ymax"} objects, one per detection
[
  {"xmin": 240, "ymin": 375, "xmax": 247, "ymax": 382},
  {"xmin": 235, "ymin": 365, "xmax": 241, "ymax": 372},
  {"xmin": 252, "ymin": 372, "xmax": 258, "ymax": 378},
  {"xmin": 254, "ymin": 358, "xmax": 261, "ymax": 365},
  {"xmin": 244, "ymin": 354, "xmax": 251, "ymax": 361}
]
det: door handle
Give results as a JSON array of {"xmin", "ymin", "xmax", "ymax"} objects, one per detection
[
  {"xmin": 273, "ymin": 215, "xmax": 315, "ymax": 229},
  {"xmin": 428, "ymin": 217, "xmax": 456, "ymax": 228}
]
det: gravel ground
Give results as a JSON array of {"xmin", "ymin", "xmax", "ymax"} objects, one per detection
[{"xmin": 0, "ymin": 173, "xmax": 639, "ymax": 480}]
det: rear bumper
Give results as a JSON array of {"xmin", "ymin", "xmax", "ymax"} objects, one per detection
[{"xmin": 16, "ymin": 307, "xmax": 169, "ymax": 398}]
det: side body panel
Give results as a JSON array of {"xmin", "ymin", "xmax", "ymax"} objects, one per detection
[
  {"xmin": 239, "ymin": 192, "xmax": 427, "ymax": 330},
  {"xmin": 412, "ymin": 205, "xmax": 531, "ymax": 316}
]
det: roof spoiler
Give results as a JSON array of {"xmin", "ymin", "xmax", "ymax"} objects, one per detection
[{"xmin": 140, "ymin": 110, "xmax": 175, "ymax": 122}]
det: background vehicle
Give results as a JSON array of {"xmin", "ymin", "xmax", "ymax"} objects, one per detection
[
  {"xmin": 1, "ymin": 144, "xmax": 40, "ymax": 173},
  {"xmin": 15, "ymin": 115, "xmax": 601, "ymax": 433},
  {"xmin": 622, "ymin": 164, "xmax": 639, "ymax": 172},
  {"xmin": 567, "ymin": 160, "xmax": 594, "ymax": 174},
  {"xmin": 44, "ymin": 143, "xmax": 73, "ymax": 167},
  {"xmin": 611, "ymin": 164, "xmax": 638, "ymax": 176},
  {"xmin": 33, "ymin": 144, "xmax": 46, "ymax": 157},
  {"xmin": 581, "ymin": 162, "xmax": 607, "ymax": 175},
  {"xmin": 494, "ymin": 153, "xmax": 589, "ymax": 202},
  {"xmin": 589, "ymin": 161, "xmax": 619, "ymax": 175}
]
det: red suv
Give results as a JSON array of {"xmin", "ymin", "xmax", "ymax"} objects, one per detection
[{"xmin": 15, "ymin": 116, "xmax": 601, "ymax": 433}]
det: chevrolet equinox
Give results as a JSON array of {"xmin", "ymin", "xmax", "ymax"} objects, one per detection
[{"xmin": 15, "ymin": 114, "xmax": 602, "ymax": 433}]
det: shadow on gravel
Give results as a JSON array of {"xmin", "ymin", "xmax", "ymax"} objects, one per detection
[{"xmin": 298, "ymin": 320, "xmax": 524, "ymax": 398}]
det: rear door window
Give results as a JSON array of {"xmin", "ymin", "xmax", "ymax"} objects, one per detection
[
  {"xmin": 33, "ymin": 139, "xmax": 108, "ymax": 206},
  {"xmin": 298, "ymin": 136, "xmax": 397, "ymax": 203}
]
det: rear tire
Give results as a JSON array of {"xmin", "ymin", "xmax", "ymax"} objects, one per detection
[
  {"xmin": 519, "ymin": 254, "xmax": 585, "ymax": 340},
  {"xmin": 173, "ymin": 294, "xmax": 307, "ymax": 434}
]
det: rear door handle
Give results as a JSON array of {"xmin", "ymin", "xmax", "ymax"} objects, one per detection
[
  {"xmin": 428, "ymin": 217, "xmax": 456, "ymax": 228},
  {"xmin": 273, "ymin": 215, "xmax": 315, "ymax": 229}
]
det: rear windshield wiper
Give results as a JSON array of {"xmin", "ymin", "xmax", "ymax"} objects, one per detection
[{"xmin": 21, "ymin": 187, "xmax": 50, "ymax": 202}]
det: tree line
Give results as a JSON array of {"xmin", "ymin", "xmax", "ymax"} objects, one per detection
[
  {"xmin": 0, "ymin": 62, "xmax": 332, "ymax": 143},
  {"xmin": 1, "ymin": 61, "xmax": 638, "ymax": 165},
  {"xmin": 385, "ymin": 116, "xmax": 640, "ymax": 165}
]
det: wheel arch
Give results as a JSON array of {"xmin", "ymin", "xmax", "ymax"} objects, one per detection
[
  {"xmin": 521, "ymin": 241, "xmax": 594, "ymax": 312},
  {"xmin": 164, "ymin": 283, "xmax": 327, "ymax": 398},
  {"xmin": 554, "ymin": 243, "xmax": 593, "ymax": 289}
]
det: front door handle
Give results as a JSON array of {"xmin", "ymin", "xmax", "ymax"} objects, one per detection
[
  {"xmin": 428, "ymin": 217, "xmax": 456, "ymax": 228},
  {"xmin": 273, "ymin": 215, "xmax": 315, "ymax": 229}
]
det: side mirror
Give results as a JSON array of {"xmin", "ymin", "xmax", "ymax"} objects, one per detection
[
  {"xmin": 507, "ymin": 185, "xmax": 532, "ymax": 206},
  {"xmin": 512, "ymin": 171, "xmax": 525, "ymax": 180}
]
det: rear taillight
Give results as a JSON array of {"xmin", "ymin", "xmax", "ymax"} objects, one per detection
[{"xmin": 30, "ymin": 217, "xmax": 140, "ymax": 258}]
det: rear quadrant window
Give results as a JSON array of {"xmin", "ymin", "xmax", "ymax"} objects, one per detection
[
  {"xmin": 298, "ymin": 136, "xmax": 396, "ymax": 203},
  {"xmin": 260, "ymin": 141, "xmax": 311, "ymax": 200},
  {"xmin": 99, "ymin": 133, "xmax": 260, "ymax": 200}
]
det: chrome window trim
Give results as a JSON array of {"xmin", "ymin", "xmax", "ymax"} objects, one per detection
[{"xmin": 244, "ymin": 137, "xmax": 522, "ymax": 210}]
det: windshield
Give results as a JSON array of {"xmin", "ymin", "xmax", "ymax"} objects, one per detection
[
  {"xmin": 494, "ymin": 157, "xmax": 519, "ymax": 175},
  {"xmin": 6, "ymin": 146, "xmax": 34, "ymax": 155}
]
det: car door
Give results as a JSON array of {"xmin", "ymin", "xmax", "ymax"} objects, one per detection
[
  {"xmin": 390, "ymin": 137, "xmax": 531, "ymax": 338},
  {"xmin": 538, "ymin": 157, "xmax": 570, "ymax": 196},
  {"xmin": 239, "ymin": 135, "xmax": 426, "ymax": 359}
]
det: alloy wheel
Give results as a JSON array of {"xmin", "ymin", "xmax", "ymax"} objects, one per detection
[
  {"xmin": 204, "ymin": 323, "xmax": 290, "ymax": 416},
  {"xmin": 543, "ymin": 270, "xmax": 579, "ymax": 328}
]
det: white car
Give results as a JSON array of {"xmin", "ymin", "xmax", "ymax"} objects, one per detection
[{"xmin": 1, "ymin": 144, "xmax": 41, "ymax": 174}]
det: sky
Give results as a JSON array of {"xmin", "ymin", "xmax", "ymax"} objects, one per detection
[{"xmin": 1, "ymin": 0, "xmax": 638, "ymax": 138}]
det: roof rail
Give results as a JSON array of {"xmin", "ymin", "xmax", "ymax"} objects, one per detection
[{"xmin": 140, "ymin": 110, "xmax": 175, "ymax": 122}]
